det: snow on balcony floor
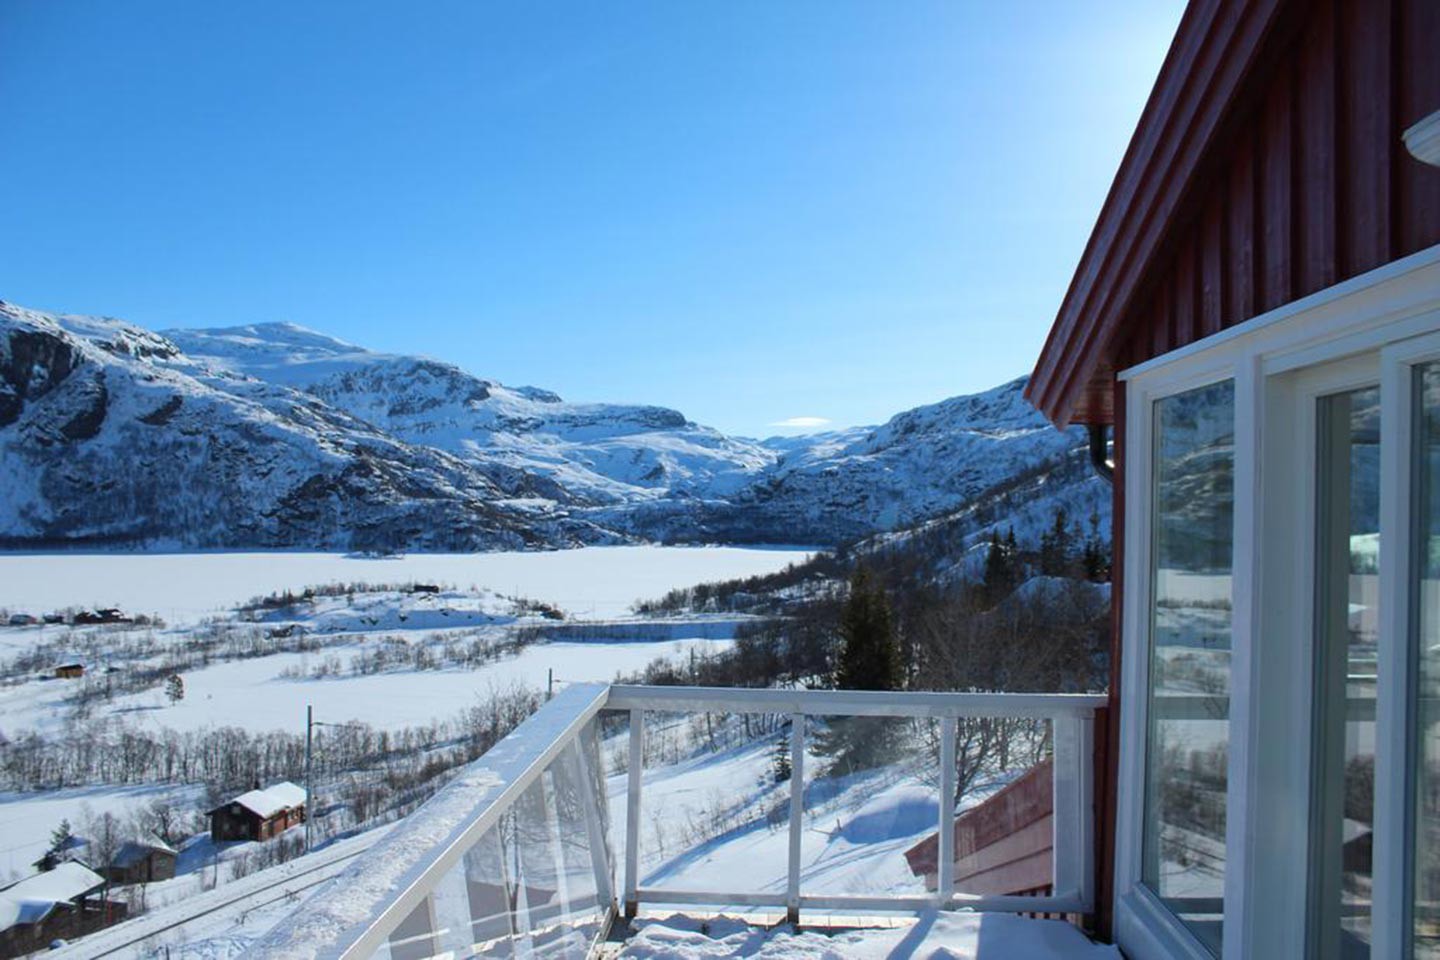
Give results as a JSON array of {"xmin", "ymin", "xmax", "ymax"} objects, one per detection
[{"xmin": 609, "ymin": 911, "xmax": 1121, "ymax": 959}]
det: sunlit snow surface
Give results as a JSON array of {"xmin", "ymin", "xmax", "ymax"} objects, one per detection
[
  {"xmin": 0, "ymin": 545, "xmax": 811, "ymax": 623},
  {"xmin": 619, "ymin": 912, "xmax": 1121, "ymax": 959}
]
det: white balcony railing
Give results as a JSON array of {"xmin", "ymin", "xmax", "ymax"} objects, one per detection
[{"xmin": 255, "ymin": 682, "xmax": 1106, "ymax": 959}]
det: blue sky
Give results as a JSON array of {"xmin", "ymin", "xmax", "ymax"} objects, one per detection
[{"xmin": 0, "ymin": 1, "xmax": 1184, "ymax": 438}]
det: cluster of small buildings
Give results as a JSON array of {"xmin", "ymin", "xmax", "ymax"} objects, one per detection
[
  {"xmin": 0, "ymin": 781, "xmax": 306, "ymax": 955},
  {"xmin": 4, "ymin": 608, "xmax": 131, "ymax": 628},
  {"xmin": 0, "ymin": 863, "xmax": 126, "ymax": 959}
]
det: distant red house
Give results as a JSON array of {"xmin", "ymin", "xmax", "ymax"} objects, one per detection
[
  {"xmin": 904, "ymin": 759, "xmax": 1054, "ymax": 898},
  {"xmin": 207, "ymin": 781, "xmax": 307, "ymax": 843}
]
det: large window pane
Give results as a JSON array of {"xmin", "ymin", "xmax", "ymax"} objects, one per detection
[
  {"xmin": 1310, "ymin": 385, "xmax": 1380, "ymax": 959},
  {"xmin": 1414, "ymin": 363, "xmax": 1440, "ymax": 959},
  {"xmin": 1144, "ymin": 380, "xmax": 1234, "ymax": 956}
]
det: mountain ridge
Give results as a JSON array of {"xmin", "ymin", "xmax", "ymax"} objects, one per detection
[{"xmin": 0, "ymin": 300, "xmax": 1104, "ymax": 551}]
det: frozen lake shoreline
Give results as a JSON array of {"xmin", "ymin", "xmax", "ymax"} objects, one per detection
[{"xmin": 0, "ymin": 544, "xmax": 814, "ymax": 623}]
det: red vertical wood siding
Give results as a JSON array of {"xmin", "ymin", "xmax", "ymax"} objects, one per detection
[{"xmin": 1114, "ymin": 0, "xmax": 1440, "ymax": 374}]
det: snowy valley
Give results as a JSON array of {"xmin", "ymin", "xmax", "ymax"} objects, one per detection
[
  {"xmin": 0, "ymin": 302, "xmax": 1113, "ymax": 957},
  {"xmin": 1, "ymin": 301, "xmax": 1102, "ymax": 552}
]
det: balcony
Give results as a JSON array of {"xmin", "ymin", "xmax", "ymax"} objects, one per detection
[{"xmin": 256, "ymin": 682, "xmax": 1108, "ymax": 959}]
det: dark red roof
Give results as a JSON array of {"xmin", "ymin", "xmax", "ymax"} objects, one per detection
[{"xmin": 1027, "ymin": 0, "xmax": 1289, "ymax": 426}]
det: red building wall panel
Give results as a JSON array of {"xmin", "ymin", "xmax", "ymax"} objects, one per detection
[{"xmin": 1114, "ymin": 0, "xmax": 1440, "ymax": 374}]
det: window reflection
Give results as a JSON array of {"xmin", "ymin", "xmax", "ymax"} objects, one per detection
[
  {"xmin": 1144, "ymin": 380, "xmax": 1235, "ymax": 957},
  {"xmin": 1310, "ymin": 385, "xmax": 1379, "ymax": 959}
]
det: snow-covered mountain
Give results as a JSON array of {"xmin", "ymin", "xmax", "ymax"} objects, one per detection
[
  {"xmin": 605, "ymin": 377, "xmax": 1098, "ymax": 545},
  {"xmin": 164, "ymin": 323, "xmax": 776, "ymax": 505},
  {"xmin": 0, "ymin": 304, "xmax": 614, "ymax": 549},
  {"xmin": 0, "ymin": 301, "xmax": 1099, "ymax": 550}
]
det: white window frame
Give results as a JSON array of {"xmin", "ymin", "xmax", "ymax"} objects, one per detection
[
  {"xmin": 1376, "ymin": 327, "xmax": 1440, "ymax": 958},
  {"xmin": 1115, "ymin": 243, "xmax": 1440, "ymax": 960}
]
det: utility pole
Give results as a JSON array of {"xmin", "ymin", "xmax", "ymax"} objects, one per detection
[
  {"xmin": 547, "ymin": 668, "xmax": 554, "ymax": 701},
  {"xmin": 304, "ymin": 704, "xmax": 313, "ymax": 853}
]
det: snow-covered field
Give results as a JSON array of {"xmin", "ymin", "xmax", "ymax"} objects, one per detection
[
  {"xmin": 4, "ymin": 633, "xmax": 736, "ymax": 738},
  {"xmin": 0, "ymin": 783, "xmax": 203, "ymax": 882},
  {"xmin": 0, "ymin": 546, "xmax": 811, "ymax": 624},
  {"xmin": 0, "ymin": 545, "xmax": 807, "ymax": 951},
  {"xmin": 1, "ymin": 546, "xmax": 807, "ymax": 740}
]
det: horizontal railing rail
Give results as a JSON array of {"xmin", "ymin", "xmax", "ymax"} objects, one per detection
[{"xmin": 255, "ymin": 684, "xmax": 1105, "ymax": 958}]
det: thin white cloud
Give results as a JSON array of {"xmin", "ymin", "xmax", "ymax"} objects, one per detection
[{"xmin": 770, "ymin": 416, "xmax": 831, "ymax": 429}]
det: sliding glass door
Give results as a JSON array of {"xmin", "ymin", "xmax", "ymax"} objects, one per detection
[
  {"xmin": 1310, "ymin": 385, "xmax": 1381, "ymax": 959},
  {"xmin": 1115, "ymin": 260, "xmax": 1440, "ymax": 960}
]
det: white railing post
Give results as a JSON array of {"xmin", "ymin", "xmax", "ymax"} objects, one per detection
[
  {"xmin": 938, "ymin": 717, "xmax": 957, "ymax": 906},
  {"xmin": 576, "ymin": 722, "xmax": 616, "ymax": 916},
  {"xmin": 1051, "ymin": 713, "xmax": 1094, "ymax": 911},
  {"xmin": 786, "ymin": 712, "xmax": 805, "ymax": 924},
  {"xmin": 624, "ymin": 708, "xmax": 644, "ymax": 918}
]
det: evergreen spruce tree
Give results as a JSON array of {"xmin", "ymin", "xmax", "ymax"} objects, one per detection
[
  {"xmin": 834, "ymin": 567, "xmax": 900, "ymax": 691},
  {"xmin": 1082, "ymin": 509, "xmax": 1110, "ymax": 581},
  {"xmin": 982, "ymin": 529, "xmax": 1019, "ymax": 606},
  {"xmin": 772, "ymin": 732, "xmax": 792, "ymax": 784},
  {"xmin": 1039, "ymin": 507, "xmax": 1073, "ymax": 576},
  {"xmin": 41, "ymin": 819, "xmax": 73, "ymax": 871},
  {"xmin": 165, "ymin": 673, "xmax": 185, "ymax": 705},
  {"xmin": 819, "ymin": 568, "xmax": 901, "ymax": 771}
]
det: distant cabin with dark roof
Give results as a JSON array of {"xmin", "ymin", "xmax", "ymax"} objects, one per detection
[
  {"xmin": 103, "ymin": 838, "xmax": 177, "ymax": 885},
  {"xmin": 0, "ymin": 862, "xmax": 126, "ymax": 959},
  {"xmin": 207, "ymin": 781, "xmax": 307, "ymax": 842}
]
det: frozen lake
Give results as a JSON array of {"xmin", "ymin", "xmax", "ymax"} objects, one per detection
[{"xmin": 0, "ymin": 545, "xmax": 812, "ymax": 623}]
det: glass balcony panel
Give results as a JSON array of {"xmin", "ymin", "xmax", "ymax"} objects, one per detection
[
  {"xmin": 1143, "ymin": 379, "xmax": 1235, "ymax": 957},
  {"xmin": 629, "ymin": 710, "xmax": 794, "ymax": 906},
  {"xmin": 799, "ymin": 714, "xmax": 937, "ymax": 900},
  {"xmin": 945, "ymin": 718, "xmax": 1055, "ymax": 903}
]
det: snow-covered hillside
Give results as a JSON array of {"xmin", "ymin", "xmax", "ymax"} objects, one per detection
[
  {"xmin": 0, "ymin": 304, "xmax": 614, "ymax": 550},
  {"xmin": 165, "ymin": 323, "xmax": 776, "ymax": 505},
  {"xmin": 1, "ymin": 301, "xmax": 1099, "ymax": 549}
]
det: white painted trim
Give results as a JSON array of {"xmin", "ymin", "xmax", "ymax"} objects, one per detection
[
  {"xmin": 624, "ymin": 707, "xmax": 644, "ymax": 914},
  {"xmin": 786, "ymin": 712, "xmax": 805, "ymax": 917},
  {"xmin": 1113, "ymin": 251, "xmax": 1440, "ymax": 960},
  {"xmin": 937, "ymin": 717, "xmax": 958, "ymax": 903},
  {"xmin": 1375, "ymin": 330, "xmax": 1440, "ymax": 958},
  {"xmin": 1113, "ymin": 366, "xmax": 1155, "ymax": 944},
  {"xmin": 1223, "ymin": 353, "xmax": 1262, "ymax": 960},
  {"xmin": 1405, "ymin": 110, "xmax": 1440, "ymax": 167},
  {"xmin": 1116, "ymin": 886, "xmax": 1222, "ymax": 960}
]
